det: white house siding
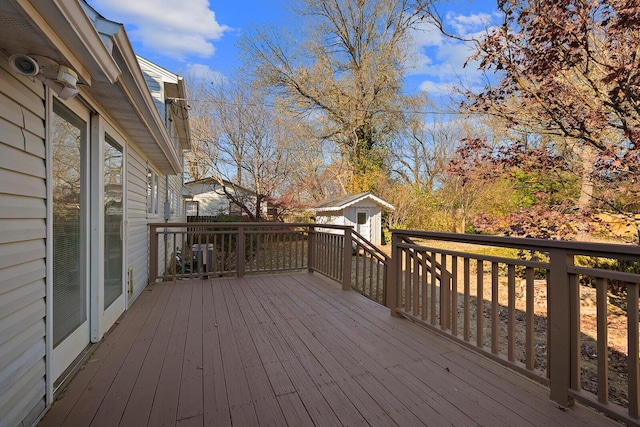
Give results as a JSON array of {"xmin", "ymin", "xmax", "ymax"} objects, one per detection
[
  {"xmin": 193, "ymin": 191, "xmax": 230, "ymax": 216},
  {"xmin": 0, "ymin": 59, "xmax": 47, "ymax": 427},
  {"xmin": 141, "ymin": 69, "xmax": 165, "ymax": 123},
  {"xmin": 316, "ymin": 213, "xmax": 346, "ymax": 227},
  {"xmin": 126, "ymin": 142, "xmax": 171, "ymax": 303},
  {"xmin": 135, "ymin": 59, "xmax": 187, "ymax": 288},
  {"xmin": 126, "ymin": 140, "xmax": 186, "ymax": 304}
]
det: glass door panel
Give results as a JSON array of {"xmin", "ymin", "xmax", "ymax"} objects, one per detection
[
  {"xmin": 104, "ymin": 136, "xmax": 123, "ymax": 309},
  {"xmin": 52, "ymin": 102, "xmax": 87, "ymax": 347}
]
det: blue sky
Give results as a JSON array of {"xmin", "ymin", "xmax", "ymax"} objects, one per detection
[{"xmin": 87, "ymin": 0, "xmax": 497, "ymax": 98}]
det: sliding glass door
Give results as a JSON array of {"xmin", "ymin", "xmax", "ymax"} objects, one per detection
[
  {"xmin": 51, "ymin": 100, "xmax": 90, "ymax": 379},
  {"xmin": 103, "ymin": 136, "xmax": 123, "ymax": 310}
]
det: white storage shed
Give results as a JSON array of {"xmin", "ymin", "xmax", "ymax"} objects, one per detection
[{"xmin": 314, "ymin": 193, "xmax": 394, "ymax": 245}]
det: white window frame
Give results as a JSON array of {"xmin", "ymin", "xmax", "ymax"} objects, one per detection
[
  {"xmin": 147, "ymin": 166, "xmax": 159, "ymax": 216},
  {"xmin": 186, "ymin": 200, "xmax": 199, "ymax": 216},
  {"xmin": 168, "ymin": 188, "xmax": 176, "ymax": 216}
]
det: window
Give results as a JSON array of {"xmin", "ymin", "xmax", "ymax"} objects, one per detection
[
  {"xmin": 229, "ymin": 202, "xmax": 243, "ymax": 217},
  {"xmin": 174, "ymin": 190, "xmax": 181, "ymax": 216},
  {"xmin": 168, "ymin": 188, "xmax": 180, "ymax": 216},
  {"xmin": 168, "ymin": 188, "xmax": 175, "ymax": 215},
  {"xmin": 147, "ymin": 167, "xmax": 159, "ymax": 216},
  {"xmin": 185, "ymin": 200, "xmax": 199, "ymax": 216},
  {"xmin": 357, "ymin": 211, "xmax": 367, "ymax": 225}
]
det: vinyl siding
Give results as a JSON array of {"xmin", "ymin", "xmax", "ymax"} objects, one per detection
[
  {"xmin": 126, "ymin": 142, "xmax": 153, "ymax": 303},
  {"xmin": 141, "ymin": 69, "xmax": 165, "ymax": 123},
  {"xmin": 167, "ymin": 173, "xmax": 185, "ymax": 220},
  {"xmin": 0, "ymin": 59, "xmax": 47, "ymax": 427},
  {"xmin": 126, "ymin": 139, "xmax": 176, "ymax": 304},
  {"xmin": 193, "ymin": 192, "xmax": 230, "ymax": 216}
]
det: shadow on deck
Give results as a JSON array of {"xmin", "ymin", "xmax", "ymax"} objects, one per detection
[{"xmin": 39, "ymin": 273, "xmax": 617, "ymax": 426}]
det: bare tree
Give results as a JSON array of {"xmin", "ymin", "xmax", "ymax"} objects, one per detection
[
  {"xmin": 185, "ymin": 75, "xmax": 305, "ymax": 220},
  {"xmin": 240, "ymin": 0, "xmax": 431, "ymax": 191},
  {"xmin": 184, "ymin": 76, "xmax": 217, "ymax": 182},
  {"xmin": 391, "ymin": 97, "xmax": 460, "ymax": 193}
]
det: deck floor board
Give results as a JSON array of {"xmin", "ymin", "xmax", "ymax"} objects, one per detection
[{"xmin": 40, "ymin": 273, "xmax": 619, "ymax": 426}]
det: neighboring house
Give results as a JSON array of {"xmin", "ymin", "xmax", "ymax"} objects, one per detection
[
  {"xmin": 184, "ymin": 178, "xmax": 267, "ymax": 219},
  {"xmin": 314, "ymin": 193, "xmax": 394, "ymax": 245},
  {"xmin": 0, "ymin": 1, "xmax": 190, "ymax": 426}
]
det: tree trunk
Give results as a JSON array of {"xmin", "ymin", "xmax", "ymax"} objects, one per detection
[{"xmin": 576, "ymin": 144, "xmax": 594, "ymax": 240}]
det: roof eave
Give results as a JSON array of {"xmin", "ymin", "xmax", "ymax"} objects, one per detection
[
  {"xmin": 111, "ymin": 29, "xmax": 182, "ymax": 174},
  {"xmin": 315, "ymin": 193, "xmax": 395, "ymax": 211},
  {"xmin": 15, "ymin": 0, "xmax": 122, "ymax": 85}
]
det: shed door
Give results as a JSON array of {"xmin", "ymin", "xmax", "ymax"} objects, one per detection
[{"xmin": 356, "ymin": 210, "xmax": 370, "ymax": 241}]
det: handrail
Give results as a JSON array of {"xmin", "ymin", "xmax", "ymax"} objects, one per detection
[
  {"xmin": 392, "ymin": 229, "xmax": 640, "ymax": 259},
  {"xmin": 351, "ymin": 229, "xmax": 388, "ymax": 262},
  {"xmin": 389, "ymin": 229, "xmax": 640, "ymax": 425},
  {"xmin": 350, "ymin": 229, "xmax": 389, "ymax": 305},
  {"xmin": 148, "ymin": 222, "xmax": 388, "ymax": 305}
]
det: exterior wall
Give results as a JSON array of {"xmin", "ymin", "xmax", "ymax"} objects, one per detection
[
  {"xmin": 315, "ymin": 210, "xmax": 346, "ymax": 226},
  {"xmin": 0, "ymin": 57, "xmax": 47, "ymax": 427},
  {"xmin": 139, "ymin": 57, "xmax": 187, "ymax": 286},
  {"xmin": 141, "ymin": 68, "xmax": 165, "ymax": 123},
  {"xmin": 126, "ymin": 141, "xmax": 183, "ymax": 303},
  {"xmin": 126, "ymin": 143, "xmax": 154, "ymax": 303},
  {"xmin": 192, "ymin": 191, "xmax": 231, "ymax": 216},
  {"xmin": 371, "ymin": 210, "xmax": 382, "ymax": 245},
  {"xmin": 314, "ymin": 210, "xmax": 345, "ymax": 237}
]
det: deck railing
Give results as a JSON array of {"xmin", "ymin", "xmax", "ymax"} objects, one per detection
[
  {"xmin": 150, "ymin": 222, "xmax": 639, "ymax": 423},
  {"xmin": 149, "ymin": 222, "xmax": 388, "ymax": 304},
  {"xmin": 389, "ymin": 230, "xmax": 640, "ymax": 425}
]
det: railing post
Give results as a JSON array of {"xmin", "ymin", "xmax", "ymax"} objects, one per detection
[
  {"xmin": 441, "ymin": 254, "xmax": 451, "ymax": 331},
  {"xmin": 149, "ymin": 224, "xmax": 159, "ymax": 284},
  {"xmin": 342, "ymin": 228, "xmax": 352, "ymax": 291},
  {"xmin": 237, "ymin": 225, "xmax": 245, "ymax": 278},
  {"xmin": 387, "ymin": 232, "xmax": 400, "ymax": 317},
  {"xmin": 548, "ymin": 248, "xmax": 574, "ymax": 407},
  {"xmin": 307, "ymin": 226, "xmax": 315, "ymax": 272}
]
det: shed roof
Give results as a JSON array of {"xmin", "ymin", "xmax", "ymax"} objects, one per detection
[{"xmin": 314, "ymin": 192, "xmax": 394, "ymax": 212}]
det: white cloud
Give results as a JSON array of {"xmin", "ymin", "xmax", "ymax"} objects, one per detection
[
  {"xmin": 186, "ymin": 63, "xmax": 226, "ymax": 83},
  {"xmin": 405, "ymin": 11, "xmax": 496, "ymax": 97},
  {"xmin": 90, "ymin": 0, "xmax": 230, "ymax": 59},
  {"xmin": 445, "ymin": 11, "xmax": 493, "ymax": 37},
  {"xmin": 417, "ymin": 80, "xmax": 457, "ymax": 95}
]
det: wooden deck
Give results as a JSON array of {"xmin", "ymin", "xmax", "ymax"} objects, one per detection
[{"xmin": 39, "ymin": 273, "xmax": 618, "ymax": 427}]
